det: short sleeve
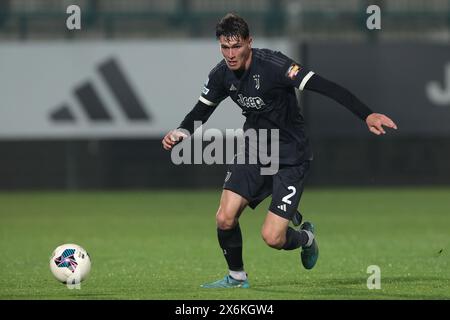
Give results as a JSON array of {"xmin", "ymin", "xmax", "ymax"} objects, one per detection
[
  {"xmin": 275, "ymin": 52, "xmax": 315, "ymax": 91},
  {"xmin": 199, "ymin": 63, "xmax": 229, "ymax": 107}
]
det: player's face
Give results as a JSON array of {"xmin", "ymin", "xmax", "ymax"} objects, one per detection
[{"xmin": 219, "ymin": 36, "xmax": 252, "ymax": 71}]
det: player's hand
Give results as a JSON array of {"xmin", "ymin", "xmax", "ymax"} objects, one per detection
[
  {"xmin": 366, "ymin": 113, "xmax": 397, "ymax": 135},
  {"xmin": 162, "ymin": 129, "xmax": 188, "ymax": 150}
]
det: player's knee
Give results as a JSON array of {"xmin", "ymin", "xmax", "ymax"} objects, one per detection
[
  {"xmin": 261, "ymin": 229, "xmax": 284, "ymax": 249},
  {"xmin": 216, "ymin": 207, "xmax": 238, "ymax": 230}
]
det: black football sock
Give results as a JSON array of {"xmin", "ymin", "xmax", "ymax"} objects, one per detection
[
  {"xmin": 282, "ymin": 227, "xmax": 310, "ymax": 250},
  {"xmin": 217, "ymin": 224, "xmax": 244, "ymax": 271}
]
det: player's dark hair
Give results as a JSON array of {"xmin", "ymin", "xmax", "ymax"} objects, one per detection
[{"xmin": 216, "ymin": 13, "xmax": 250, "ymax": 40}]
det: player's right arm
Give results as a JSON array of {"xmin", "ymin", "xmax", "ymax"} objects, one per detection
[
  {"xmin": 161, "ymin": 100, "xmax": 215, "ymax": 150},
  {"xmin": 162, "ymin": 62, "xmax": 228, "ymax": 150}
]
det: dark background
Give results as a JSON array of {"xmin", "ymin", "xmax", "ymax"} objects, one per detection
[{"xmin": 1, "ymin": 0, "xmax": 449, "ymax": 189}]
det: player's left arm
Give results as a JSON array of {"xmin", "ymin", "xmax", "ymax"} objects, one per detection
[
  {"xmin": 276, "ymin": 54, "xmax": 397, "ymax": 135},
  {"xmin": 303, "ymin": 74, "xmax": 397, "ymax": 135}
]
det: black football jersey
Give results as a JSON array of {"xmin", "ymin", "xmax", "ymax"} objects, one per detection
[{"xmin": 199, "ymin": 48, "xmax": 315, "ymax": 165}]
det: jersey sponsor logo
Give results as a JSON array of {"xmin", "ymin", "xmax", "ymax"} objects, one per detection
[
  {"xmin": 253, "ymin": 74, "xmax": 260, "ymax": 90},
  {"xmin": 237, "ymin": 94, "xmax": 266, "ymax": 110},
  {"xmin": 286, "ymin": 63, "xmax": 301, "ymax": 80}
]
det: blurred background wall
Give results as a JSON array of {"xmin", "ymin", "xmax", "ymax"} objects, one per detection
[{"xmin": 1, "ymin": 0, "xmax": 449, "ymax": 189}]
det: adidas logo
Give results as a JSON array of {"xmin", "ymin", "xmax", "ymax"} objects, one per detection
[
  {"xmin": 229, "ymin": 84, "xmax": 237, "ymax": 91},
  {"xmin": 277, "ymin": 204, "xmax": 287, "ymax": 212},
  {"xmin": 224, "ymin": 171, "xmax": 232, "ymax": 182},
  {"xmin": 50, "ymin": 57, "xmax": 152, "ymax": 123}
]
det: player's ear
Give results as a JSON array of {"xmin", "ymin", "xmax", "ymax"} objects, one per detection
[{"xmin": 248, "ymin": 37, "xmax": 253, "ymax": 49}]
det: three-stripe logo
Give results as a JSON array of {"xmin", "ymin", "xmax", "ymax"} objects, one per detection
[{"xmin": 49, "ymin": 57, "xmax": 152, "ymax": 123}]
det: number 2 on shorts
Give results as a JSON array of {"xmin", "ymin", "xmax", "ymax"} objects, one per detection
[{"xmin": 282, "ymin": 186, "xmax": 296, "ymax": 205}]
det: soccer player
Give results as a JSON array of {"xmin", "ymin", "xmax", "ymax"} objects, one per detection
[{"xmin": 162, "ymin": 13, "xmax": 397, "ymax": 288}]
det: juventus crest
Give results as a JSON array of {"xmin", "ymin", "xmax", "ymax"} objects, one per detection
[{"xmin": 253, "ymin": 74, "xmax": 260, "ymax": 90}]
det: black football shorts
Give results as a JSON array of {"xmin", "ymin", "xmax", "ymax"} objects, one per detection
[{"xmin": 223, "ymin": 160, "xmax": 310, "ymax": 220}]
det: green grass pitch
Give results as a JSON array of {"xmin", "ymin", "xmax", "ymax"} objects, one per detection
[{"xmin": 0, "ymin": 188, "xmax": 449, "ymax": 300}]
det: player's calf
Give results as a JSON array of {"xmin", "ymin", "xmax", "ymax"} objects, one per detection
[
  {"xmin": 281, "ymin": 226, "xmax": 311, "ymax": 250},
  {"xmin": 261, "ymin": 211, "xmax": 311, "ymax": 250},
  {"xmin": 261, "ymin": 230, "xmax": 285, "ymax": 249}
]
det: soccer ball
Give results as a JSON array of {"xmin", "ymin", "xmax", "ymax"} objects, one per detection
[{"xmin": 49, "ymin": 243, "xmax": 91, "ymax": 284}]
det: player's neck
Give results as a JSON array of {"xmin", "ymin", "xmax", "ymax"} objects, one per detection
[
  {"xmin": 244, "ymin": 49, "xmax": 253, "ymax": 70},
  {"xmin": 233, "ymin": 49, "xmax": 253, "ymax": 78}
]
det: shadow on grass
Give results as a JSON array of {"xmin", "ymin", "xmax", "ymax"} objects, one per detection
[
  {"xmin": 1, "ymin": 292, "xmax": 120, "ymax": 300},
  {"xmin": 250, "ymin": 276, "xmax": 449, "ymax": 299}
]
